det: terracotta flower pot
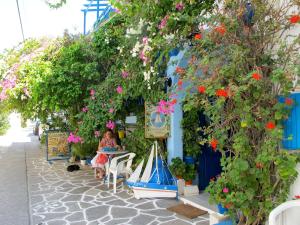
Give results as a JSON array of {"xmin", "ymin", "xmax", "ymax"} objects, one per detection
[
  {"xmin": 176, "ymin": 176, "xmax": 183, "ymax": 179},
  {"xmin": 185, "ymin": 180, "xmax": 193, "ymax": 186}
]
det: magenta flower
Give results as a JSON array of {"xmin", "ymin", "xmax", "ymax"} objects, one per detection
[
  {"xmin": 67, "ymin": 133, "xmax": 82, "ymax": 144},
  {"xmin": 116, "ymin": 85, "xmax": 123, "ymax": 94},
  {"xmin": 109, "ymin": 108, "xmax": 114, "ymax": 113},
  {"xmin": 106, "ymin": 120, "xmax": 115, "ymax": 130},
  {"xmin": 94, "ymin": 130, "xmax": 100, "ymax": 138},
  {"xmin": 121, "ymin": 71, "xmax": 129, "ymax": 78},
  {"xmin": 176, "ymin": 2, "xmax": 184, "ymax": 11},
  {"xmin": 82, "ymin": 106, "xmax": 88, "ymax": 112},
  {"xmin": 159, "ymin": 15, "xmax": 169, "ymax": 30},
  {"xmin": 90, "ymin": 89, "xmax": 96, "ymax": 96},
  {"xmin": 223, "ymin": 187, "xmax": 229, "ymax": 193},
  {"xmin": 156, "ymin": 100, "xmax": 175, "ymax": 115}
]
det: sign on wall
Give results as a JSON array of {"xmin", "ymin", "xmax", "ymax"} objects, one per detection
[
  {"xmin": 145, "ymin": 103, "xmax": 170, "ymax": 139},
  {"xmin": 46, "ymin": 130, "xmax": 71, "ymax": 161}
]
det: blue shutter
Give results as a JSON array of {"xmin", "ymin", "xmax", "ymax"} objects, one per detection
[{"xmin": 281, "ymin": 93, "xmax": 300, "ymax": 150}]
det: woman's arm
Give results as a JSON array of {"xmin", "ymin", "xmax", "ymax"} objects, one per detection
[{"xmin": 98, "ymin": 139, "xmax": 105, "ymax": 151}]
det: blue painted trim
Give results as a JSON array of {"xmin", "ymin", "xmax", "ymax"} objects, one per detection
[
  {"xmin": 81, "ymin": 9, "xmax": 105, "ymax": 12},
  {"xmin": 83, "ymin": 4, "xmax": 108, "ymax": 7},
  {"xmin": 126, "ymin": 181, "xmax": 178, "ymax": 191},
  {"xmin": 217, "ymin": 203, "xmax": 228, "ymax": 214},
  {"xmin": 279, "ymin": 93, "xmax": 300, "ymax": 150},
  {"xmin": 82, "ymin": 0, "xmax": 112, "ymax": 34},
  {"xmin": 169, "ymin": 48, "xmax": 180, "ymax": 57},
  {"xmin": 167, "ymin": 49, "xmax": 189, "ymax": 164},
  {"xmin": 184, "ymin": 156, "xmax": 195, "ymax": 164}
]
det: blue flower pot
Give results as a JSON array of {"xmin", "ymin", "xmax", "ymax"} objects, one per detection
[
  {"xmin": 184, "ymin": 156, "xmax": 195, "ymax": 164},
  {"xmin": 86, "ymin": 158, "xmax": 92, "ymax": 165},
  {"xmin": 169, "ymin": 48, "xmax": 180, "ymax": 57},
  {"xmin": 217, "ymin": 203, "xmax": 228, "ymax": 214}
]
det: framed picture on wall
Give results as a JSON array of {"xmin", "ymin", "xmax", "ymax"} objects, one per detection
[{"xmin": 145, "ymin": 102, "xmax": 170, "ymax": 139}]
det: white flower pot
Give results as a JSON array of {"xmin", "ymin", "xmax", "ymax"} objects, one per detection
[{"xmin": 80, "ymin": 160, "xmax": 86, "ymax": 166}]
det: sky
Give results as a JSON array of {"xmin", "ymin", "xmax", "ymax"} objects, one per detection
[{"xmin": 0, "ymin": 0, "xmax": 98, "ymax": 52}]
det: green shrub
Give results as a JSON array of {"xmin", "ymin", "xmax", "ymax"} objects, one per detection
[{"xmin": 0, "ymin": 111, "xmax": 9, "ymax": 135}]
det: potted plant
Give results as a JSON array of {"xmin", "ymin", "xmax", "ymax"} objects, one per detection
[
  {"xmin": 183, "ymin": 164, "xmax": 196, "ymax": 186},
  {"xmin": 169, "ymin": 157, "xmax": 186, "ymax": 179},
  {"xmin": 71, "ymin": 140, "xmax": 98, "ymax": 166}
]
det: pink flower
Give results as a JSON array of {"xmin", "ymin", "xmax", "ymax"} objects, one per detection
[
  {"xmin": 1, "ymin": 77, "xmax": 16, "ymax": 89},
  {"xmin": 139, "ymin": 51, "xmax": 148, "ymax": 63},
  {"xmin": 223, "ymin": 187, "xmax": 229, "ymax": 193},
  {"xmin": 156, "ymin": 100, "xmax": 175, "ymax": 115},
  {"xmin": 23, "ymin": 88, "xmax": 30, "ymax": 97},
  {"xmin": 114, "ymin": 8, "xmax": 121, "ymax": 14},
  {"xmin": 159, "ymin": 15, "xmax": 169, "ymax": 30},
  {"xmin": 175, "ymin": 2, "xmax": 184, "ymax": 11},
  {"xmin": 0, "ymin": 90, "xmax": 7, "ymax": 101},
  {"xmin": 94, "ymin": 130, "xmax": 100, "ymax": 138},
  {"xmin": 116, "ymin": 85, "xmax": 123, "ymax": 94},
  {"xmin": 106, "ymin": 120, "xmax": 115, "ymax": 130},
  {"xmin": 82, "ymin": 106, "xmax": 88, "ymax": 112},
  {"xmin": 90, "ymin": 89, "xmax": 96, "ymax": 96},
  {"xmin": 109, "ymin": 108, "xmax": 114, "ymax": 113},
  {"xmin": 143, "ymin": 37, "xmax": 149, "ymax": 45},
  {"xmin": 121, "ymin": 71, "xmax": 129, "ymax": 78},
  {"xmin": 67, "ymin": 133, "xmax": 82, "ymax": 144}
]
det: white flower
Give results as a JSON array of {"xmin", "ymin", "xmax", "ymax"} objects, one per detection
[
  {"xmin": 144, "ymin": 71, "xmax": 151, "ymax": 81},
  {"xmin": 150, "ymin": 66, "xmax": 155, "ymax": 73},
  {"xmin": 164, "ymin": 34, "xmax": 175, "ymax": 43},
  {"xmin": 126, "ymin": 19, "xmax": 145, "ymax": 36}
]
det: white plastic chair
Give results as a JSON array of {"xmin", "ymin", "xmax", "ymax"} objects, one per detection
[
  {"xmin": 107, "ymin": 153, "xmax": 136, "ymax": 193},
  {"xmin": 269, "ymin": 200, "xmax": 300, "ymax": 225}
]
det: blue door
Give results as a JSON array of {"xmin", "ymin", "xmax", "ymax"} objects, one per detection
[
  {"xmin": 197, "ymin": 111, "xmax": 222, "ymax": 191},
  {"xmin": 281, "ymin": 93, "xmax": 300, "ymax": 150}
]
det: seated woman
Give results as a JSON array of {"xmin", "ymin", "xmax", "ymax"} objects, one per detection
[{"xmin": 91, "ymin": 130, "xmax": 119, "ymax": 179}]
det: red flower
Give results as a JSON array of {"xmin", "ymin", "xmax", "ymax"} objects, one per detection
[
  {"xmin": 175, "ymin": 67, "xmax": 185, "ymax": 75},
  {"xmin": 178, "ymin": 79, "xmax": 183, "ymax": 86},
  {"xmin": 214, "ymin": 25, "xmax": 226, "ymax": 35},
  {"xmin": 252, "ymin": 72, "xmax": 262, "ymax": 80},
  {"xmin": 266, "ymin": 121, "xmax": 276, "ymax": 130},
  {"xmin": 225, "ymin": 203, "xmax": 232, "ymax": 209},
  {"xmin": 198, "ymin": 86, "xmax": 206, "ymax": 94},
  {"xmin": 194, "ymin": 33, "xmax": 202, "ymax": 40},
  {"xmin": 216, "ymin": 89, "xmax": 228, "ymax": 98},
  {"xmin": 256, "ymin": 162, "xmax": 263, "ymax": 169},
  {"xmin": 210, "ymin": 139, "xmax": 218, "ymax": 151},
  {"xmin": 171, "ymin": 99, "xmax": 177, "ymax": 104},
  {"xmin": 289, "ymin": 15, "xmax": 300, "ymax": 24},
  {"xmin": 285, "ymin": 98, "xmax": 293, "ymax": 106},
  {"xmin": 295, "ymin": 195, "xmax": 300, "ymax": 199}
]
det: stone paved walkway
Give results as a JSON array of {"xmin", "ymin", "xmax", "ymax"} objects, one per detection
[
  {"xmin": 0, "ymin": 117, "xmax": 210, "ymax": 225},
  {"xmin": 28, "ymin": 150, "xmax": 210, "ymax": 225}
]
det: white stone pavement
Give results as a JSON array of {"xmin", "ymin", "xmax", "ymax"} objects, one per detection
[{"xmin": 0, "ymin": 114, "xmax": 210, "ymax": 225}]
